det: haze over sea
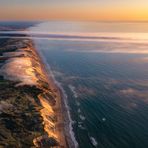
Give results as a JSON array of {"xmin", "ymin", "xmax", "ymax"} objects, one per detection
[{"xmin": 29, "ymin": 21, "xmax": 148, "ymax": 148}]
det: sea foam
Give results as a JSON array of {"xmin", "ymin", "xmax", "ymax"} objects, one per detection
[{"xmin": 90, "ymin": 137, "xmax": 98, "ymax": 147}]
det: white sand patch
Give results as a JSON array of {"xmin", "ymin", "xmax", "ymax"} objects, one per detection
[{"xmin": 0, "ymin": 57, "xmax": 38, "ymax": 86}]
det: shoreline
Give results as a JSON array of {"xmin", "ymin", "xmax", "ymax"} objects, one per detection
[
  {"xmin": 32, "ymin": 43, "xmax": 68, "ymax": 147},
  {"xmin": 34, "ymin": 44, "xmax": 78, "ymax": 148},
  {"xmin": 0, "ymin": 36, "xmax": 67, "ymax": 147},
  {"xmin": 0, "ymin": 31, "xmax": 78, "ymax": 147}
]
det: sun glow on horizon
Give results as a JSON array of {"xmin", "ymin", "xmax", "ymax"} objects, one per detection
[{"xmin": 0, "ymin": 0, "xmax": 148, "ymax": 21}]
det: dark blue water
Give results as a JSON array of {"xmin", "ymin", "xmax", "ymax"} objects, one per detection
[{"xmin": 34, "ymin": 38, "xmax": 148, "ymax": 148}]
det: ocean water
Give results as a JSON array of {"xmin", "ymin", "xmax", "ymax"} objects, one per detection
[{"xmin": 29, "ymin": 21, "xmax": 148, "ymax": 148}]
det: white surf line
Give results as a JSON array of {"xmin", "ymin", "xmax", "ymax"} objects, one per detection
[{"xmin": 33, "ymin": 44, "xmax": 79, "ymax": 148}]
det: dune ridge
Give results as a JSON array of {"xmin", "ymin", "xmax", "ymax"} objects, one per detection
[{"xmin": 0, "ymin": 38, "xmax": 66, "ymax": 147}]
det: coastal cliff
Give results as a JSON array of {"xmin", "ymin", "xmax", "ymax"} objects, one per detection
[{"xmin": 0, "ymin": 37, "xmax": 66, "ymax": 147}]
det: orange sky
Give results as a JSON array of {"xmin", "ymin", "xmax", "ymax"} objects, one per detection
[{"xmin": 0, "ymin": 0, "xmax": 148, "ymax": 21}]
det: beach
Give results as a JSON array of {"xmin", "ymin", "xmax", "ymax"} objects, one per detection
[
  {"xmin": 34, "ymin": 42, "xmax": 68, "ymax": 148},
  {"xmin": 0, "ymin": 21, "xmax": 78, "ymax": 147},
  {"xmin": 35, "ymin": 45, "xmax": 77, "ymax": 148},
  {"xmin": 0, "ymin": 34, "xmax": 71, "ymax": 147}
]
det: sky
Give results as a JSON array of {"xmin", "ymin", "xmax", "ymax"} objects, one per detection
[{"xmin": 0, "ymin": 0, "xmax": 148, "ymax": 21}]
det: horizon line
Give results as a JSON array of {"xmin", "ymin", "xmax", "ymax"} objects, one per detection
[{"xmin": 0, "ymin": 19, "xmax": 148, "ymax": 23}]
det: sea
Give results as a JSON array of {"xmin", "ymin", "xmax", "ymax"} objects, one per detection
[{"xmin": 28, "ymin": 21, "xmax": 148, "ymax": 148}]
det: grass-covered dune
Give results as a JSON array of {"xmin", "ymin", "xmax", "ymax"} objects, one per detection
[{"xmin": 0, "ymin": 37, "xmax": 61, "ymax": 148}]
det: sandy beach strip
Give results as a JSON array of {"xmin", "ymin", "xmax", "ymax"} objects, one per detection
[
  {"xmin": 32, "ymin": 43, "xmax": 70, "ymax": 148},
  {"xmin": 33, "ymin": 43, "xmax": 78, "ymax": 148}
]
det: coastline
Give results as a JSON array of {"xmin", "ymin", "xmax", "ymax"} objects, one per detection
[
  {"xmin": 0, "ymin": 31, "xmax": 78, "ymax": 147},
  {"xmin": 32, "ymin": 42, "xmax": 68, "ymax": 147},
  {"xmin": 0, "ymin": 36, "xmax": 66, "ymax": 147},
  {"xmin": 34, "ymin": 43, "xmax": 78, "ymax": 148},
  {"xmin": 0, "ymin": 37, "xmax": 49, "ymax": 147}
]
